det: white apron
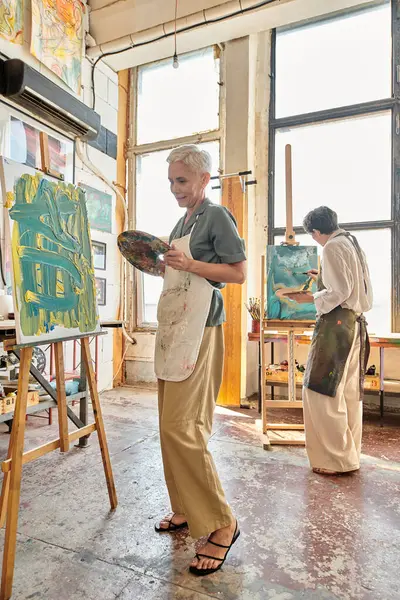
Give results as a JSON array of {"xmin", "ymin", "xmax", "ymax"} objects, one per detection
[{"xmin": 155, "ymin": 227, "xmax": 214, "ymax": 382}]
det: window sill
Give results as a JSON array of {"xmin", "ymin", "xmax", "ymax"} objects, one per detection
[{"xmin": 134, "ymin": 326, "xmax": 157, "ymax": 333}]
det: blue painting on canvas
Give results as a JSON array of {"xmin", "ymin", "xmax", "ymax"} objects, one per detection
[{"xmin": 266, "ymin": 245, "xmax": 318, "ymax": 321}]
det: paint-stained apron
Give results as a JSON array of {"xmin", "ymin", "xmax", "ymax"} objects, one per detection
[
  {"xmin": 303, "ymin": 232, "xmax": 370, "ymax": 398},
  {"xmin": 303, "ymin": 306, "xmax": 369, "ymax": 398},
  {"xmin": 155, "ymin": 230, "xmax": 214, "ymax": 382}
]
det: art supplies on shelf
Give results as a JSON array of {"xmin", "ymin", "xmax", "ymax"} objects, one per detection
[
  {"xmin": 245, "ymin": 297, "xmax": 266, "ymax": 333},
  {"xmin": 265, "ymin": 364, "xmax": 379, "ymax": 390},
  {"xmin": 0, "ymin": 391, "xmax": 39, "ymax": 415}
]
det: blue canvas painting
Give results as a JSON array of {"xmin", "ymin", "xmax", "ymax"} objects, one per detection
[{"xmin": 266, "ymin": 245, "xmax": 318, "ymax": 321}]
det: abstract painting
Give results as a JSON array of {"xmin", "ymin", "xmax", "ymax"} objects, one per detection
[
  {"xmin": 266, "ymin": 245, "xmax": 318, "ymax": 321},
  {"xmin": 10, "ymin": 117, "xmax": 71, "ymax": 177},
  {"xmin": 0, "ymin": 0, "xmax": 23, "ymax": 44},
  {"xmin": 0, "ymin": 157, "xmax": 100, "ymax": 345},
  {"xmin": 79, "ymin": 183, "xmax": 113, "ymax": 234},
  {"xmin": 30, "ymin": 0, "xmax": 85, "ymax": 94}
]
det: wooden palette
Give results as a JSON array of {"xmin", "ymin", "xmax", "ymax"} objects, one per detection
[{"xmin": 117, "ymin": 230, "xmax": 170, "ymax": 277}]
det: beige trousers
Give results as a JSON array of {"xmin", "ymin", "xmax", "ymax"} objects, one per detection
[
  {"xmin": 158, "ymin": 325, "xmax": 234, "ymax": 538},
  {"xmin": 302, "ymin": 327, "xmax": 363, "ymax": 472}
]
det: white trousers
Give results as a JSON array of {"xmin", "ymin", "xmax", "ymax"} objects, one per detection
[{"xmin": 302, "ymin": 327, "xmax": 363, "ymax": 472}]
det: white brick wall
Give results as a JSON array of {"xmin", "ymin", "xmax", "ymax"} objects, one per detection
[{"xmin": 0, "ymin": 0, "xmax": 120, "ymax": 390}]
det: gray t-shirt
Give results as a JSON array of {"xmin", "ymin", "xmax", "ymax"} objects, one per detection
[{"xmin": 169, "ymin": 199, "xmax": 246, "ymax": 326}]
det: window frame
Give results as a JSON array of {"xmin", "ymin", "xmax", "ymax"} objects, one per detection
[
  {"xmin": 130, "ymin": 46, "xmax": 226, "ymax": 329},
  {"xmin": 268, "ymin": 0, "xmax": 400, "ymax": 332}
]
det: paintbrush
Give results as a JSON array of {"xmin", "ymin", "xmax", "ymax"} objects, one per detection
[
  {"xmin": 245, "ymin": 297, "xmax": 266, "ymax": 320},
  {"xmin": 301, "ymin": 277, "xmax": 313, "ymax": 291}
]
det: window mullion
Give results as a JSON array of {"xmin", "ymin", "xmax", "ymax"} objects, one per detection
[
  {"xmin": 267, "ymin": 29, "xmax": 277, "ymax": 246},
  {"xmin": 392, "ymin": 0, "xmax": 400, "ymax": 330}
]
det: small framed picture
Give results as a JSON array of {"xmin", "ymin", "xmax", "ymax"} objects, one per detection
[
  {"xmin": 92, "ymin": 240, "xmax": 106, "ymax": 270},
  {"xmin": 95, "ymin": 277, "xmax": 106, "ymax": 306}
]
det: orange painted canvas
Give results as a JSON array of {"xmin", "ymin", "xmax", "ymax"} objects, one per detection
[
  {"xmin": 0, "ymin": 0, "xmax": 24, "ymax": 44},
  {"xmin": 30, "ymin": 0, "xmax": 85, "ymax": 94}
]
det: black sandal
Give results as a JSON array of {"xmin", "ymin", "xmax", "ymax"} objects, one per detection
[
  {"xmin": 154, "ymin": 513, "xmax": 188, "ymax": 533},
  {"xmin": 189, "ymin": 521, "xmax": 240, "ymax": 576}
]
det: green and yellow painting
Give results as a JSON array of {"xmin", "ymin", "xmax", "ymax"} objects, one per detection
[
  {"xmin": 0, "ymin": 0, "xmax": 24, "ymax": 44},
  {"xmin": 0, "ymin": 158, "xmax": 100, "ymax": 345},
  {"xmin": 266, "ymin": 245, "xmax": 318, "ymax": 321}
]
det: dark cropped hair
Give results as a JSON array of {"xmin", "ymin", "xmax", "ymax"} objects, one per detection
[{"xmin": 303, "ymin": 206, "xmax": 338, "ymax": 235}]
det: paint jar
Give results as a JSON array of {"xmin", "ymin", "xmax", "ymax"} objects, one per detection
[
  {"xmin": 251, "ymin": 319, "xmax": 260, "ymax": 334},
  {"xmin": 0, "ymin": 290, "xmax": 13, "ymax": 320}
]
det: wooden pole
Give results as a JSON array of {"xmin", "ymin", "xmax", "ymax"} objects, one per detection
[
  {"xmin": 0, "ymin": 425, "xmax": 16, "ymax": 528},
  {"xmin": 218, "ymin": 176, "xmax": 247, "ymax": 407},
  {"xmin": 39, "ymin": 132, "xmax": 63, "ymax": 180},
  {"xmin": 114, "ymin": 69, "xmax": 130, "ymax": 387},
  {"xmin": 260, "ymin": 255, "xmax": 267, "ymax": 438},
  {"xmin": 284, "ymin": 144, "xmax": 297, "ymax": 246},
  {"xmin": 81, "ymin": 338, "xmax": 118, "ymax": 510},
  {"xmin": 1, "ymin": 347, "xmax": 32, "ymax": 600},
  {"xmin": 39, "ymin": 132, "xmax": 50, "ymax": 174},
  {"xmin": 54, "ymin": 342, "xmax": 69, "ymax": 452},
  {"xmin": 287, "ymin": 330, "xmax": 296, "ymax": 403}
]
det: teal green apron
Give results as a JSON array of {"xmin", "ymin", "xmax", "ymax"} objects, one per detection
[{"xmin": 303, "ymin": 232, "xmax": 370, "ymax": 399}]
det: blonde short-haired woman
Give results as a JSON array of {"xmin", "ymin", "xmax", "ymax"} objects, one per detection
[{"xmin": 155, "ymin": 144, "xmax": 246, "ymax": 576}]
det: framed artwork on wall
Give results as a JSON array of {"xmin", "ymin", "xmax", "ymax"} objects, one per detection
[
  {"xmin": 79, "ymin": 183, "xmax": 112, "ymax": 233},
  {"xmin": 92, "ymin": 240, "xmax": 106, "ymax": 270},
  {"xmin": 95, "ymin": 277, "xmax": 106, "ymax": 306}
]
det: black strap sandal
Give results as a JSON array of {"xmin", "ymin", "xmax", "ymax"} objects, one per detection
[
  {"xmin": 154, "ymin": 513, "xmax": 188, "ymax": 533},
  {"xmin": 189, "ymin": 521, "xmax": 240, "ymax": 576}
]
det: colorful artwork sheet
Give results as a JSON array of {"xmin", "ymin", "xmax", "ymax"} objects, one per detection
[
  {"xmin": 30, "ymin": 0, "xmax": 85, "ymax": 94},
  {"xmin": 0, "ymin": 0, "xmax": 23, "ymax": 44}
]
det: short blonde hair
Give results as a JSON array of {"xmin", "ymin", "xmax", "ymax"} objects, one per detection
[{"xmin": 167, "ymin": 144, "xmax": 212, "ymax": 174}]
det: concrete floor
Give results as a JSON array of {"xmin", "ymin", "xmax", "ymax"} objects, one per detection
[{"xmin": 0, "ymin": 387, "xmax": 399, "ymax": 600}]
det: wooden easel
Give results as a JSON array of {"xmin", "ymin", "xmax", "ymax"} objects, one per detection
[
  {"xmin": 0, "ymin": 333, "xmax": 117, "ymax": 600},
  {"xmin": 260, "ymin": 144, "xmax": 314, "ymax": 447}
]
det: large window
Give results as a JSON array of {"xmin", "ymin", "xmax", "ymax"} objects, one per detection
[
  {"xmin": 133, "ymin": 47, "xmax": 222, "ymax": 326},
  {"xmin": 269, "ymin": 1, "xmax": 397, "ymax": 334}
]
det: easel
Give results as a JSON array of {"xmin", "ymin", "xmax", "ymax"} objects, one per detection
[
  {"xmin": 261, "ymin": 145, "xmax": 314, "ymax": 447},
  {"xmin": 0, "ymin": 133, "xmax": 116, "ymax": 598},
  {"xmin": 0, "ymin": 333, "xmax": 117, "ymax": 600}
]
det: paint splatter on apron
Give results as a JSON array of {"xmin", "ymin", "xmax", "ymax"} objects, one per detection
[{"xmin": 154, "ymin": 218, "xmax": 214, "ymax": 382}]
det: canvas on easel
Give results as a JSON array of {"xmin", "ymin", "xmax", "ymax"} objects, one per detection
[
  {"xmin": 266, "ymin": 244, "xmax": 318, "ymax": 321},
  {"xmin": 0, "ymin": 157, "xmax": 101, "ymax": 345}
]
